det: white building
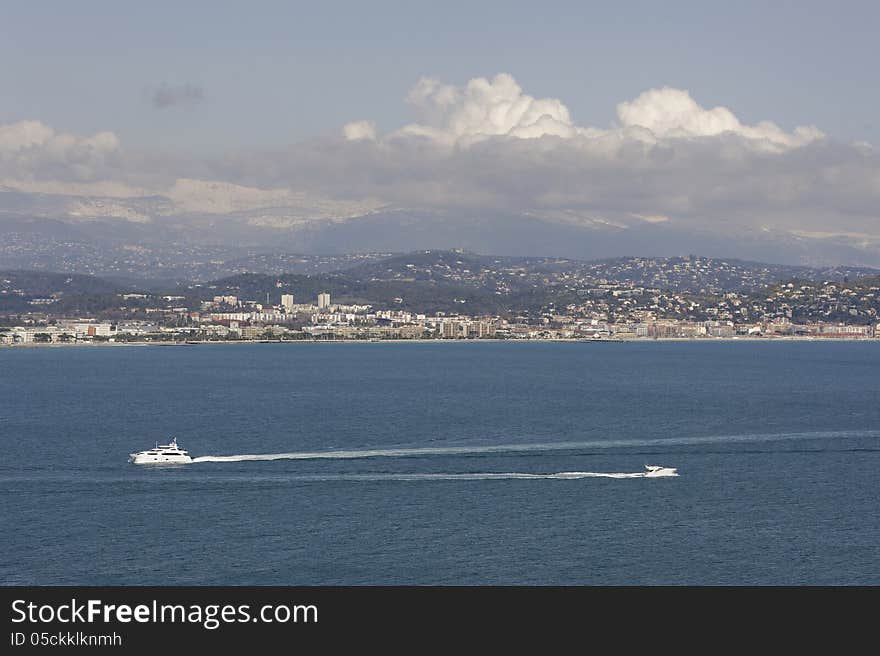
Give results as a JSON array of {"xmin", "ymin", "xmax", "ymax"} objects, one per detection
[
  {"xmin": 281, "ymin": 294, "xmax": 295, "ymax": 312},
  {"xmin": 58, "ymin": 322, "xmax": 114, "ymax": 338},
  {"xmin": 317, "ymin": 292, "xmax": 331, "ymax": 309}
]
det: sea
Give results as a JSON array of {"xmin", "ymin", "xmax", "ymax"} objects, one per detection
[{"xmin": 0, "ymin": 341, "xmax": 878, "ymax": 585}]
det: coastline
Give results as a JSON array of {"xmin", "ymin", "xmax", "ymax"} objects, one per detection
[{"xmin": 2, "ymin": 336, "xmax": 879, "ymax": 349}]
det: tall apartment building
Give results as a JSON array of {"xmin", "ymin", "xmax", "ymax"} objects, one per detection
[
  {"xmin": 441, "ymin": 321, "xmax": 459, "ymax": 338},
  {"xmin": 317, "ymin": 292, "xmax": 331, "ymax": 309},
  {"xmin": 281, "ymin": 294, "xmax": 295, "ymax": 312}
]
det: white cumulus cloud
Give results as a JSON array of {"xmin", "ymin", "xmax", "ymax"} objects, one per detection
[
  {"xmin": 0, "ymin": 120, "xmax": 121, "ymax": 182},
  {"xmin": 616, "ymin": 87, "xmax": 823, "ymax": 148},
  {"xmin": 342, "ymin": 120, "xmax": 377, "ymax": 141},
  {"xmin": 392, "ymin": 73, "xmax": 589, "ymax": 146},
  {"xmin": 364, "ymin": 73, "xmax": 823, "ymax": 152},
  {"xmin": 0, "ymin": 120, "xmax": 56, "ymax": 151}
]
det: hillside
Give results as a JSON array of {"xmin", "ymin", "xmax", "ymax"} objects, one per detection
[
  {"xmin": 0, "ymin": 270, "xmax": 125, "ymax": 314},
  {"xmin": 2, "ymin": 252, "xmax": 879, "ymax": 319},
  {"xmin": 339, "ymin": 251, "xmax": 876, "ymax": 294}
]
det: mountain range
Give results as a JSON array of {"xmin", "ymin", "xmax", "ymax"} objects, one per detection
[{"xmin": 3, "ymin": 180, "xmax": 880, "ymax": 278}]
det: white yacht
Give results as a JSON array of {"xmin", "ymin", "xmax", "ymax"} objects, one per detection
[
  {"xmin": 129, "ymin": 438, "xmax": 193, "ymax": 465},
  {"xmin": 644, "ymin": 464, "xmax": 678, "ymax": 477}
]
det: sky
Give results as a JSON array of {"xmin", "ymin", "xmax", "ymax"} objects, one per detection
[
  {"xmin": 1, "ymin": 1, "xmax": 879, "ymax": 264},
  {"xmin": 2, "ymin": 0, "xmax": 878, "ymax": 152}
]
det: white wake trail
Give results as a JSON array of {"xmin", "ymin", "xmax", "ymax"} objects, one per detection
[
  {"xmin": 192, "ymin": 445, "xmax": 551, "ymax": 463},
  {"xmin": 341, "ymin": 471, "xmax": 669, "ymax": 480},
  {"xmin": 241, "ymin": 470, "xmax": 677, "ymax": 482},
  {"xmin": 190, "ymin": 429, "xmax": 879, "ymax": 464}
]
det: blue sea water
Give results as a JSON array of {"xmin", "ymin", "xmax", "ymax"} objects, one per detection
[{"xmin": 0, "ymin": 341, "xmax": 878, "ymax": 585}]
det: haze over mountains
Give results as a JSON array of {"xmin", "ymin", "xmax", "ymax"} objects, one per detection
[
  {"xmin": 4, "ymin": 202, "xmax": 880, "ymax": 286},
  {"xmin": 2, "ymin": 196, "xmax": 878, "ymax": 279}
]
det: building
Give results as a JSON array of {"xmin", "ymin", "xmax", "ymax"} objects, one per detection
[
  {"xmin": 317, "ymin": 292, "xmax": 331, "ymax": 309},
  {"xmin": 281, "ymin": 294, "xmax": 295, "ymax": 312},
  {"xmin": 58, "ymin": 322, "xmax": 115, "ymax": 339},
  {"xmin": 814, "ymin": 324, "xmax": 873, "ymax": 338},
  {"xmin": 441, "ymin": 321, "xmax": 460, "ymax": 338}
]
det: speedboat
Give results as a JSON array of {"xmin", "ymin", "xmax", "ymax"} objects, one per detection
[
  {"xmin": 129, "ymin": 437, "xmax": 193, "ymax": 465},
  {"xmin": 644, "ymin": 464, "xmax": 678, "ymax": 477}
]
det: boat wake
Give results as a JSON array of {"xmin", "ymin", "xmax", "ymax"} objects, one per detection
[
  {"xmin": 257, "ymin": 470, "xmax": 677, "ymax": 482},
  {"xmin": 190, "ymin": 429, "xmax": 878, "ymax": 464}
]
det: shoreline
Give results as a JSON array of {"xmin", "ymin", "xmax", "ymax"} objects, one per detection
[{"xmin": 2, "ymin": 336, "xmax": 878, "ymax": 349}]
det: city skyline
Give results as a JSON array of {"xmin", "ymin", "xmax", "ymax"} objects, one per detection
[{"xmin": 3, "ymin": 252, "xmax": 878, "ymax": 345}]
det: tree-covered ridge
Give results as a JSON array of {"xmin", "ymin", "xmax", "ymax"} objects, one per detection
[{"xmin": 1, "ymin": 253, "xmax": 879, "ymax": 321}]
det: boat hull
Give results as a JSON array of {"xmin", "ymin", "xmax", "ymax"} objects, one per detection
[{"xmin": 129, "ymin": 453, "xmax": 193, "ymax": 465}]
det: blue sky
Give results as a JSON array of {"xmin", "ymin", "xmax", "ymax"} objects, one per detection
[{"xmin": 2, "ymin": 0, "xmax": 878, "ymax": 153}]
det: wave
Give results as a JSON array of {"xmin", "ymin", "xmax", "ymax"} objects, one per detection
[
  {"xmin": 190, "ymin": 429, "xmax": 879, "ymax": 464},
  {"xmin": 235, "ymin": 470, "xmax": 676, "ymax": 482}
]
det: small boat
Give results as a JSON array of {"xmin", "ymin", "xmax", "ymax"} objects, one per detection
[
  {"xmin": 644, "ymin": 464, "xmax": 678, "ymax": 477},
  {"xmin": 129, "ymin": 437, "xmax": 193, "ymax": 465}
]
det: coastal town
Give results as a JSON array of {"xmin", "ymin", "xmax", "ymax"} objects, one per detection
[
  {"xmin": 3, "ymin": 281, "xmax": 878, "ymax": 345},
  {"xmin": 3, "ymin": 252, "xmax": 879, "ymax": 345}
]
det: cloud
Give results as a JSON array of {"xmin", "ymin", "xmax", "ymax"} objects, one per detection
[
  {"xmin": 392, "ymin": 73, "xmax": 586, "ymax": 146},
  {"xmin": 378, "ymin": 73, "xmax": 821, "ymax": 151},
  {"xmin": 0, "ymin": 120, "xmax": 121, "ymax": 182},
  {"xmin": 293, "ymin": 73, "xmax": 862, "ymax": 234},
  {"xmin": 616, "ymin": 87, "xmax": 823, "ymax": 148},
  {"xmin": 152, "ymin": 82, "xmax": 204, "ymax": 109},
  {"xmin": 1, "ymin": 73, "xmax": 878, "ymax": 265},
  {"xmin": 0, "ymin": 120, "xmax": 55, "ymax": 151},
  {"xmin": 342, "ymin": 120, "xmax": 377, "ymax": 141}
]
